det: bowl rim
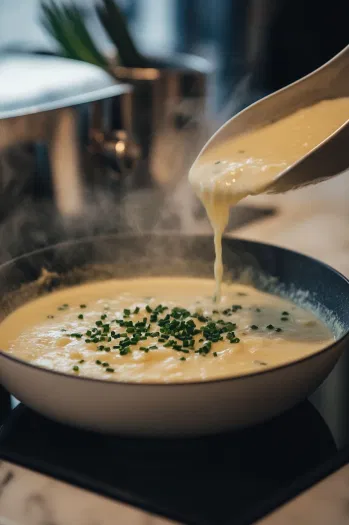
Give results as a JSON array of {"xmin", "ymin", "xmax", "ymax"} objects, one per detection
[{"xmin": 0, "ymin": 232, "xmax": 348, "ymax": 387}]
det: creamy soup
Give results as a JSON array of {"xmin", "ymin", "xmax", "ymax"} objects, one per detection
[
  {"xmin": 0, "ymin": 277, "xmax": 333, "ymax": 383},
  {"xmin": 189, "ymin": 98, "xmax": 349, "ymax": 300}
]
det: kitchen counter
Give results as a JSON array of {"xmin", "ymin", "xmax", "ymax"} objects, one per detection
[
  {"xmin": 1, "ymin": 172, "xmax": 349, "ymax": 525},
  {"xmin": 0, "ymin": 461, "xmax": 176, "ymax": 525},
  {"xmin": 236, "ymin": 172, "xmax": 349, "ymax": 276}
]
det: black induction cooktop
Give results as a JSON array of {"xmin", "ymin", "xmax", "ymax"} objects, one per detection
[{"xmin": 1, "ymin": 347, "xmax": 349, "ymax": 525}]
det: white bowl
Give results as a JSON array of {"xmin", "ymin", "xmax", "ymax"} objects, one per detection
[{"xmin": 0, "ymin": 234, "xmax": 347, "ymax": 436}]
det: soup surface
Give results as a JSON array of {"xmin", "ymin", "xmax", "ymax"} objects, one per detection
[
  {"xmin": 189, "ymin": 98, "xmax": 349, "ymax": 300},
  {"xmin": 0, "ymin": 277, "xmax": 333, "ymax": 383}
]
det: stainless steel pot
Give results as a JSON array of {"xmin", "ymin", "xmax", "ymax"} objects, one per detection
[
  {"xmin": 0, "ymin": 55, "xmax": 138, "ymax": 223},
  {"xmin": 109, "ymin": 53, "xmax": 213, "ymax": 189},
  {"xmin": 0, "ymin": 53, "xmax": 212, "ymax": 216}
]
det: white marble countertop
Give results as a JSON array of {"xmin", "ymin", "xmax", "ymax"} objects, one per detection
[
  {"xmin": 1, "ymin": 172, "xmax": 349, "ymax": 525},
  {"xmin": 0, "ymin": 461, "xmax": 177, "ymax": 525},
  {"xmin": 258, "ymin": 461, "xmax": 349, "ymax": 525},
  {"xmin": 235, "ymin": 172, "xmax": 349, "ymax": 278}
]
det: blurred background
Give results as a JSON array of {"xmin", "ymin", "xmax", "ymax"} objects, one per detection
[
  {"xmin": 0, "ymin": 0, "xmax": 347, "ymax": 260},
  {"xmin": 1, "ymin": 0, "xmax": 347, "ymax": 107}
]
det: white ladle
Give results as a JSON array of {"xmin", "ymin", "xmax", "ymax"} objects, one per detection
[{"xmin": 193, "ymin": 44, "xmax": 349, "ymax": 194}]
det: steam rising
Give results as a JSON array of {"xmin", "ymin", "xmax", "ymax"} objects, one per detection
[{"xmin": 0, "ymin": 174, "xmax": 208, "ymax": 265}]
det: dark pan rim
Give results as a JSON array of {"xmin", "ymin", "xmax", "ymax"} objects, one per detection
[{"xmin": 0, "ymin": 232, "xmax": 348, "ymax": 388}]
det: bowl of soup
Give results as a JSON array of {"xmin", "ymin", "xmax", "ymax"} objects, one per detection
[{"xmin": 0, "ymin": 234, "xmax": 347, "ymax": 436}]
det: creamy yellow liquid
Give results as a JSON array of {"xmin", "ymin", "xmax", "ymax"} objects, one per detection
[
  {"xmin": 0, "ymin": 278, "xmax": 333, "ymax": 383},
  {"xmin": 189, "ymin": 98, "xmax": 349, "ymax": 300}
]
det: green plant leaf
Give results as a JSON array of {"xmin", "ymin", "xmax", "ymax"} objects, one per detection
[
  {"xmin": 96, "ymin": 0, "xmax": 150, "ymax": 68},
  {"xmin": 41, "ymin": 0, "xmax": 108, "ymax": 68}
]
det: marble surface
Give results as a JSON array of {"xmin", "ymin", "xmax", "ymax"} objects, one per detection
[
  {"xmin": 258, "ymin": 462, "xmax": 349, "ymax": 525},
  {"xmin": 236, "ymin": 171, "xmax": 349, "ymax": 277},
  {"xmin": 0, "ymin": 461, "xmax": 177, "ymax": 525},
  {"xmin": 1, "ymin": 171, "xmax": 349, "ymax": 524}
]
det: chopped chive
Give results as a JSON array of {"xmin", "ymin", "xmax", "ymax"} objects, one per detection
[
  {"xmin": 282, "ymin": 311, "xmax": 289, "ymax": 316},
  {"xmin": 80, "ymin": 304, "xmax": 87, "ymax": 308},
  {"xmin": 58, "ymin": 304, "xmax": 69, "ymax": 311},
  {"xmin": 281, "ymin": 317, "xmax": 288, "ymax": 321},
  {"xmin": 79, "ymin": 359, "xmax": 85, "ymax": 364},
  {"xmin": 72, "ymin": 365, "xmax": 79, "ymax": 372},
  {"xmin": 106, "ymin": 367, "xmax": 115, "ymax": 373},
  {"xmin": 133, "ymin": 306, "xmax": 140, "ymax": 314},
  {"xmin": 95, "ymin": 360, "xmax": 102, "ymax": 365},
  {"xmin": 78, "ymin": 314, "xmax": 84, "ymax": 320},
  {"xmin": 250, "ymin": 325, "xmax": 259, "ymax": 330},
  {"xmin": 213, "ymin": 352, "xmax": 218, "ymax": 357},
  {"xmin": 266, "ymin": 324, "xmax": 274, "ymax": 330},
  {"xmin": 47, "ymin": 315, "xmax": 54, "ymax": 319},
  {"xmin": 179, "ymin": 357, "xmax": 186, "ymax": 361},
  {"xmin": 254, "ymin": 360, "xmax": 268, "ymax": 366},
  {"xmin": 275, "ymin": 327, "xmax": 283, "ymax": 333}
]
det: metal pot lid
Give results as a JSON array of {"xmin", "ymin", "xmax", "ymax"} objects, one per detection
[{"xmin": 0, "ymin": 53, "xmax": 131, "ymax": 119}]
